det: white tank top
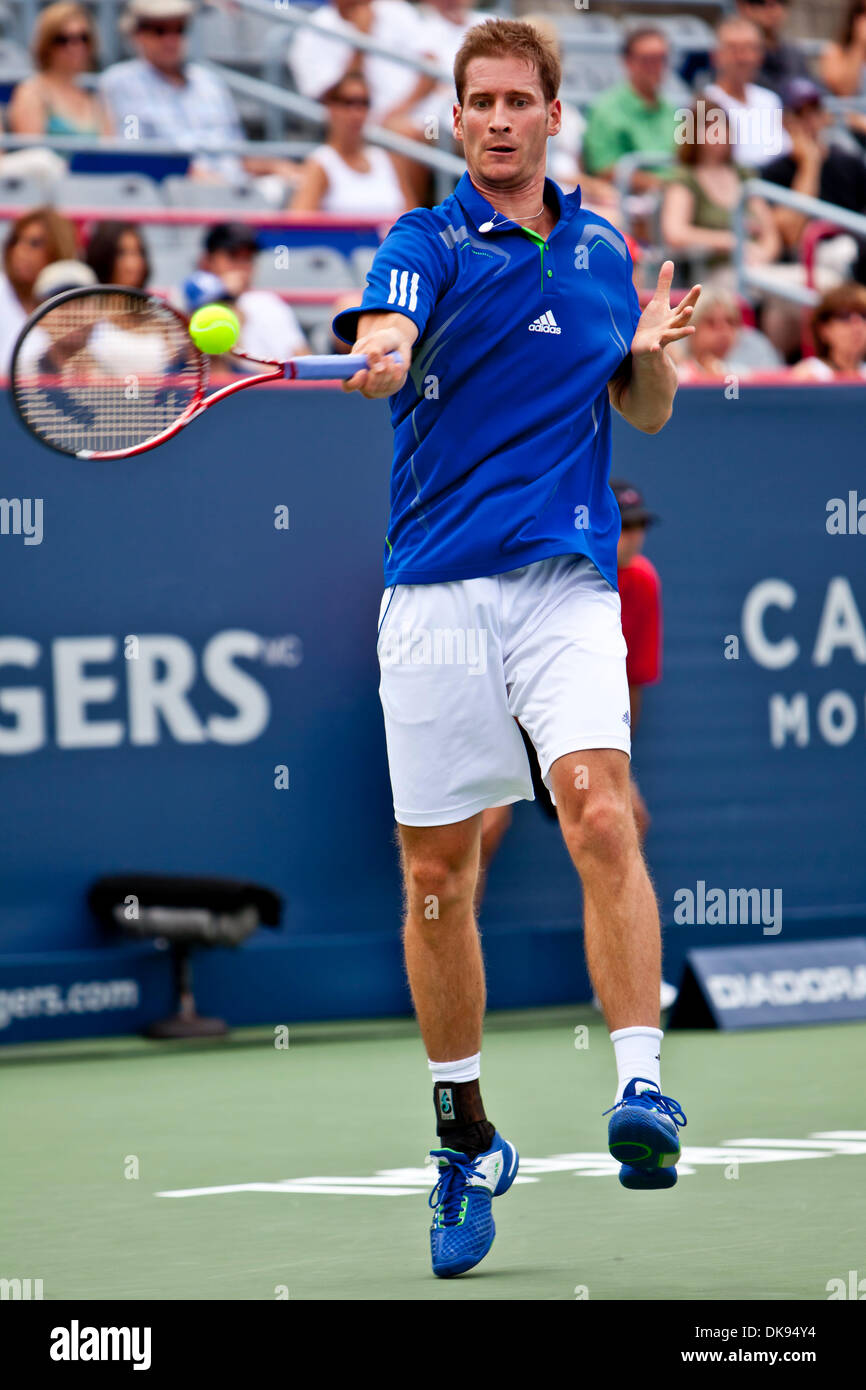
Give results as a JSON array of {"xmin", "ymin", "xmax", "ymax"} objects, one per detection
[
  {"xmin": 801, "ymin": 356, "xmax": 866, "ymax": 381},
  {"xmin": 311, "ymin": 144, "xmax": 404, "ymax": 218}
]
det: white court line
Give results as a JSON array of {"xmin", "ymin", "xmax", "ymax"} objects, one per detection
[{"xmin": 155, "ymin": 1132, "xmax": 866, "ymax": 1199}]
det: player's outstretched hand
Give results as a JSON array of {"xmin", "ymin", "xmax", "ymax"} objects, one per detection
[
  {"xmin": 631, "ymin": 261, "xmax": 701, "ymax": 358},
  {"xmin": 343, "ymin": 324, "xmax": 411, "ymax": 399}
]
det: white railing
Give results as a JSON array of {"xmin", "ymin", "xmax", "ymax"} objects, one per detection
[{"xmin": 735, "ymin": 180, "xmax": 866, "ymax": 306}]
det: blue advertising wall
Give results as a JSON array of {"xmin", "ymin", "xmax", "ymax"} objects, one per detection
[{"xmin": 1, "ymin": 384, "xmax": 865, "ymax": 1041}]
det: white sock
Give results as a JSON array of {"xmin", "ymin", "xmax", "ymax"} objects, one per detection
[
  {"xmin": 610, "ymin": 1026, "xmax": 663, "ymax": 1103},
  {"xmin": 427, "ymin": 1052, "xmax": 481, "ymax": 1083}
]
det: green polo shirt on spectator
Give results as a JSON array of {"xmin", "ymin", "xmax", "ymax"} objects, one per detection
[{"xmin": 582, "ymin": 81, "xmax": 678, "ymax": 177}]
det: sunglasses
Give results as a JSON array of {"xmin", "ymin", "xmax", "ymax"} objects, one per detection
[
  {"xmin": 52, "ymin": 29, "xmax": 91, "ymax": 45},
  {"xmin": 744, "ymin": 0, "xmax": 789, "ymax": 7},
  {"xmin": 330, "ymin": 95, "xmax": 371, "ymax": 108},
  {"xmin": 827, "ymin": 310, "xmax": 866, "ymax": 323},
  {"xmin": 137, "ymin": 20, "xmax": 187, "ymax": 35}
]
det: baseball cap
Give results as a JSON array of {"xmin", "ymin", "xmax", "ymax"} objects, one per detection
[
  {"xmin": 203, "ymin": 222, "xmax": 260, "ymax": 256},
  {"xmin": 783, "ymin": 78, "xmax": 824, "ymax": 112},
  {"xmin": 611, "ymin": 479, "xmax": 658, "ymax": 527}
]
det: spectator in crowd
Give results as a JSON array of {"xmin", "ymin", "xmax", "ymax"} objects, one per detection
[
  {"xmin": 288, "ymin": 0, "xmax": 446, "ymax": 205},
  {"xmin": 384, "ymin": 0, "xmax": 487, "ymax": 197},
  {"xmin": 704, "ymin": 17, "xmax": 790, "ymax": 167},
  {"xmin": 607, "ymin": 480, "xmax": 677, "ymax": 1010},
  {"xmin": 180, "ymin": 223, "xmax": 309, "ymax": 367},
  {"xmin": 661, "ymin": 100, "xmax": 781, "ymax": 288},
  {"xmin": 820, "ymin": 0, "xmax": 866, "ymax": 98},
  {"xmin": 735, "ymin": 0, "xmax": 811, "ymax": 97},
  {"xmin": 611, "ymin": 480, "xmax": 660, "ymax": 847},
  {"xmin": 522, "ymin": 15, "xmax": 621, "ymax": 219},
  {"xmin": 763, "ymin": 80, "xmax": 866, "ymax": 250},
  {"xmin": 418, "ymin": 0, "xmax": 485, "ymax": 74},
  {"xmin": 291, "ymin": 71, "xmax": 411, "ymax": 217},
  {"xmin": 581, "ymin": 29, "xmax": 678, "ymax": 193},
  {"xmin": 288, "ymin": 0, "xmax": 434, "ymax": 123},
  {"xmin": 791, "ymin": 282, "xmax": 866, "ymax": 379},
  {"xmin": 521, "ymin": 16, "xmax": 583, "ymax": 192},
  {"xmin": 101, "ymin": 0, "xmax": 295, "ymax": 196},
  {"xmin": 674, "ymin": 287, "xmax": 782, "ymax": 380},
  {"xmin": 85, "ymin": 221, "xmax": 151, "ymax": 289},
  {"xmin": 412, "ymin": 0, "xmax": 487, "ymax": 131},
  {"xmin": 0, "ymin": 106, "xmax": 67, "ymax": 188},
  {"xmin": 757, "ymin": 80, "xmax": 866, "ymax": 354},
  {"xmin": 0, "ymin": 206, "xmax": 78, "ymax": 372},
  {"xmin": 8, "ymin": 3, "xmax": 112, "ymax": 138}
]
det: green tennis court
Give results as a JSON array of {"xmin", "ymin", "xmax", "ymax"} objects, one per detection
[{"xmin": 3, "ymin": 1008, "xmax": 864, "ymax": 1301}]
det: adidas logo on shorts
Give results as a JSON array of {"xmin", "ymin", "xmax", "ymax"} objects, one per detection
[{"xmin": 528, "ymin": 311, "xmax": 561, "ymax": 334}]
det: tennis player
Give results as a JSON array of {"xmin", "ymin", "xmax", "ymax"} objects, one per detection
[{"xmin": 334, "ymin": 18, "xmax": 699, "ymax": 1279}]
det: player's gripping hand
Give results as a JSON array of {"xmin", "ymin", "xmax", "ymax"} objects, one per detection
[{"xmin": 343, "ymin": 315, "xmax": 416, "ymax": 399}]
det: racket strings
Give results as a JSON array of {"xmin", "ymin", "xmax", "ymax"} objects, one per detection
[{"xmin": 12, "ymin": 292, "xmax": 205, "ymax": 456}]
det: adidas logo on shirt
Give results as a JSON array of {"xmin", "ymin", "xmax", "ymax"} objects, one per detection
[{"xmin": 528, "ymin": 310, "xmax": 561, "ymax": 335}]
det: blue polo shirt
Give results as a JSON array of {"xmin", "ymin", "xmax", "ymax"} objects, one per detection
[{"xmin": 333, "ymin": 172, "xmax": 642, "ymax": 590}]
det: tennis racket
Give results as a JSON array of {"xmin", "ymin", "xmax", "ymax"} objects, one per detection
[{"xmin": 10, "ymin": 285, "xmax": 400, "ymax": 460}]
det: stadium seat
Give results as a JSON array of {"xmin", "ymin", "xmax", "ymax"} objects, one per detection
[
  {"xmin": 554, "ymin": 13, "xmax": 622, "ymax": 40},
  {"xmin": 161, "ymin": 176, "xmax": 273, "ymax": 211},
  {"xmin": 663, "ymin": 71, "xmax": 697, "ymax": 107},
  {"xmin": 350, "ymin": 245, "xmax": 377, "ymax": 285},
  {"xmin": 299, "ymin": 305, "xmax": 345, "ymax": 355},
  {"xmin": 0, "ymin": 171, "xmax": 51, "ymax": 205},
  {"xmin": 57, "ymin": 172, "xmax": 163, "ymax": 208},
  {"xmin": 0, "ymin": 35, "xmax": 30, "ymax": 99},
  {"xmin": 148, "ymin": 240, "xmax": 202, "ymax": 291},
  {"xmin": 192, "ymin": 8, "xmax": 281, "ymax": 71},
  {"xmin": 561, "ymin": 53, "xmax": 624, "ymax": 101},
  {"xmin": 623, "ymin": 13, "xmax": 717, "ymax": 51},
  {"xmin": 141, "ymin": 221, "xmax": 206, "ymax": 279},
  {"xmin": 254, "ymin": 245, "xmax": 355, "ymax": 290},
  {"xmin": 192, "ymin": 12, "xmax": 286, "ymax": 135}
]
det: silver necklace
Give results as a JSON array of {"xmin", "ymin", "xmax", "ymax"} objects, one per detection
[
  {"xmin": 478, "ymin": 203, "xmax": 547, "ymax": 234},
  {"xmin": 488, "ymin": 204, "xmax": 545, "ymax": 222}
]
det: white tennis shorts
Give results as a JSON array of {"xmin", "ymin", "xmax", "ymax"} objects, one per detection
[{"xmin": 376, "ymin": 554, "xmax": 631, "ymax": 826}]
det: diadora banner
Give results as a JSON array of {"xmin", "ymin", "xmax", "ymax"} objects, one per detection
[
  {"xmin": 670, "ymin": 938, "xmax": 866, "ymax": 1030},
  {"xmin": 0, "ymin": 385, "xmax": 864, "ymax": 1039}
]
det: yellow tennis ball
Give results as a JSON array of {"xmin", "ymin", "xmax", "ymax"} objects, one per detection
[{"xmin": 189, "ymin": 303, "xmax": 240, "ymax": 354}]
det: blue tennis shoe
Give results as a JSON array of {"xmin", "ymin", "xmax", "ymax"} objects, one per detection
[
  {"xmin": 605, "ymin": 1078, "xmax": 687, "ymax": 1189},
  {"xmin": 428, "ymin": 1131, "xmax": 519, "ymax": 1277}
]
